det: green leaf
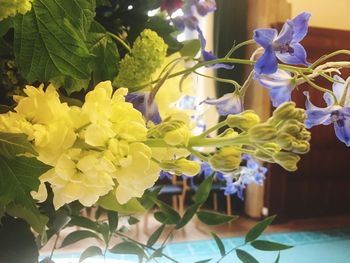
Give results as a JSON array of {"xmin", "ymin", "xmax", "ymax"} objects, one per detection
[
  {"xmin": 175, "ymin": 203, "xmax": 200, "ymax": 229},
  {"xmin": 50, "ymin": 76, "xmax": 90, "ymax": 95},
  {"xmin": 79, "ymin": 246, "xmax": 103, "ymax": 263},
  {"xmin": 250, "ymin": 240, "xmax": 293, "ymax": 251},
  {"xmin": 0, "ymin": 156, "xmax": 50, "ymax": 232},
  {"xmin": 13, "ymin": 0, "xmax": 95, "ymax": 82},
  {"xmin": 109, "ymin": 242, "xmax": 146, "ymax": 263},
  {"xmin": 0, "ymin": 18, "xmax": 13, "ymax": 37},
  {"xmin": 69, "ymin": 215, "xmax": 98, "ymax": 232},
  {"xmin": 128, "ymin": 216, "xmax": 140, "ymax": 225},
  {"xmin": 197, "ymin": 211, "xmax": 238, "ymax": 225},
  {"xmin": 88, "ymin": 21, "xmax": 120, "ymax": 85},
  {"xmin": 236, "ymin": 249, "xmax": 259, "ymax": 263},
  {"xmin": 107, "ymin": 210, "xmax": 118, "ymax": 233},
  {"xmin": 97, "ymin": 222, "xmax": 110, "ymax": 244},
  {"xmin": 194, "ymin": 260, "xmax": 212, "ymax": 263},
  {"xmin": 211, "ymin": 232, "xmax": 225, "ymax": 257},
  {"xmin": 0, "ymin": 216, "xmax": 39, "ymax": 263},
  {"xmin": 153, "ymin": 199, "xmax": 181, "ymax": 225},
  {"xmin": 194, "ymin": 173, "xmax": 214, "ymax": 204},
  {"xmin": 0, "ymin": 132, "xmax": 37, "ymax": 159},
  {"xmin": 154, "ymin": 211, "xmax": 168, "ymax": 224},
  {"xmin": 245, "ymin": 215, "xmax": 276, "ymax": 243},
  {"xmin": 6, "ymin": 203, "xmax": 48, "ymax": 234},
  {"xmin": 147, "ymin": 224, "xmax": 165, "ymax": 246},
  {"xmin": 180, "ymin": 39, "xmax": 201, "ymax": 58},
  {"xmin": 98, "ymin": 190, "xmax": 146, "ymax": 214},
  {"xmin": 60, "ymin": 230, "xmax": 101, "ymax": 248},
  {"xmin": 140, "ymin": 187, "xmax": 162, "ymax": 209},
  {"xmin": 46, "ymin": 207, "xmax": 71, "ymax": 240}
]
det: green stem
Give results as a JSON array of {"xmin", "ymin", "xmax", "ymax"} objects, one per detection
[
  {"xmin": 299, "ymin": 71, "xmax": 338, "ymax": 104},
  {"xmin": 107, "ymin": 32, "xmax": 131, "ymax": 52},
  {"xmin": 216, "ymin": 243, "xmax": 245, "ymax": 263},
  {"xmin": 239, "ymin": 70, "xmax": 255, "ymax": 96},
  {"xmin": 311, "ymin": 49, "xmax": 350, "ymax": 69},
  {"xmin": 193, "ymin": 70, "xmax": 241, "ymax": 90},
  {"xmin": 188, "ymin": 134, "xmax": 251, "ymax": 148},
  {"xmin": 187, "ymin": 147, "xmax": 209, "ymax": 162},
  {"xmin": 197, "ymin": 120, "xmax": 228, "ymax": 138},
  {"xmin": 225, "ymin": 39, "xmax": 256, "ymax": 58}
]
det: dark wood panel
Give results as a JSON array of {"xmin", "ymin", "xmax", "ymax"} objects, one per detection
[{"xmin": 264, "ymin": 25, "xmax": 350, "ymax": 220}]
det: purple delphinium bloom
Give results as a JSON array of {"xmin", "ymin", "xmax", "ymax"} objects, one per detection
[
  {"xmin": 197, "ymin": 26, "xmax": 234, "ymax": 70},
  {"xmin": 171, "ymin": 0, "xmax": 216, "ymax": 31},
  {"xmin": 125, "ymin": 92, "xmax": 161, "ymax": 124},
  {"xmin": 257, "ymin": 69, "xmax": 295, "ymax": 107},
  {"xmin": 221, "ymin": 155, "xmax": 267, "ymax": 200},
  {"xmin": 253, "ymin": 12, "xmax": 311, "ymax": 75},
  {"xmin": 202, "ymin": 92, "xmax": 243, "ymax": 116},
  {"xmin": 304, "ymin": 75, "xmax": 350, "ymax": 146}
]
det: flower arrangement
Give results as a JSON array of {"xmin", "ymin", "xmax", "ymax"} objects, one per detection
[{"xmin": 0, "ymin": 0, "xmax": 349, "ymax": 262}]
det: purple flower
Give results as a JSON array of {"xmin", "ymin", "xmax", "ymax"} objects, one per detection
[
  {"xmin": 253, "ymin": 12, "xmax": 311, "ymax": 75},
  {"xmin": 304, "ymin": 75, "xmax": 350, "ymax": 146},
  {"xmin": 159, "ymin": 170, "xmax": 173, "ymax": 180},
  {"xmin": 193, "ymin": 0, "xmax": 217, "ymax": 16},
  {"xmin": 197, "ymin": 26, "xmax": 234, "ymax": 70},
  {"xmin": 257, "ymin": 69, "xmax": 295, "ymax": 107},
  {"xmin": 125, "ymin": 92, "xmax": 161, "ymax": 124},
  {"xmin": 202, "ymin": 92, "xmax": 243, "ymax": 116},
  {"xmin": 221, "ymin": 155, "xmax": 267, "ymax": 200}
]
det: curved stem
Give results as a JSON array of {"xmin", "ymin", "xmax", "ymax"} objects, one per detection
[
  {"xmin": 225, "ymin": 39, "xmax": 256, "ymax": 58},
  {"xmin": 193, "ymin": 70, "xmax": 241, "ymax": 90},
  {"xmin": 311, "ymin": 49, "xmax": 350, "ymax": 69},
  {"xmin": 187, "ymin": 147, "xmax": 209, "ymax": 162},
  {"xmin": 107, "ymin": 32, "xmax": 131, "ymax": 52},
  {"xmin": 197, "ymin": 120, "xmax": 228, "ymax": 138}
]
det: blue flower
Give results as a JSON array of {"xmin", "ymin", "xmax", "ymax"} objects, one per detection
[
  {"xmin": 202, "ymin": 92, "xmax": 243, "ymax": 116},
  {"xmin": 125, "ymin": 92, "xmax": 161, "ymax": 124},
  {"xmin": 221, "ymin": 155, "xmax": 267, "ymax": 200},
  {"xmin": 197, "ymin": 26, "xmax": 234, "ymax": 70},
  {"xmin": 253, "ymin": 12, "xmax": 311, "ymax": 75},
  {"xmin": 304, "ymin": 75, "xmax": 350, "ymax": 146},
  {"xmin": 257, "ymin": 69, "xmax": 295, "ymax": 107}
]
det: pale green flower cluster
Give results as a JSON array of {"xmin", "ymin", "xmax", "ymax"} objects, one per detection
[
  {"xmin": 114, "ymin": 29, "xmax": 168, "ymax": 90},
  {"xmin": 0, "ymin": 0, "xmax": 32, "ymax": 21}
]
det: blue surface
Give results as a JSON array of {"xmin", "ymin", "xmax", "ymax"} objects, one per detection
[{"xmin": 45, "ymin": 227, "xmax": 350, "ymax": 263}]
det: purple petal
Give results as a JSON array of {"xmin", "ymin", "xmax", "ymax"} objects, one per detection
[
  {"xmin": 184, "ymin": 15, "xmax": 199, "ymax": 30},
  {"xmin": 276, "ymin": 43, "xmax": 308, "ymax": 65},
  {"xmin": 202, "ymin": 50, "xmax": 234, "ymax": 69},
  {"xmin": 253, "ymin": 28, "xmax": 278, "ymax": 49},
  {"xmin": 334, "ymin": 117, "xmax": 350, "ymax": 146},
  {"xmin": 254, "ymin": 46, "xmax": 278, "ymax": 75},
  {"xmin": 202, "ymin": 93, "xmax": 243, "ymax": 116},
  {"xmin": 172, "ymin": 17, "xmax": 185, "ymax": 31},
  {"xmin": 274, "ymin": 21, "xmax": 294, "ymax": 45},
  {"xmin": 196, "ymin": 26, "xmax": 206, "ymax": 48},
  {"xmin": 290, "ymin": 12, "xmax": 311, "ymax": 42},
  {"xmin": 269, "ymin": 86, "xmax": 293, "ymax": 107},
  {"xmin": 304, "ymin": 91, "xmax": 333, "ymax": 128},
  {"xmin": 196, "ymin": 0, "xmax": 217, "ymax": 16}
]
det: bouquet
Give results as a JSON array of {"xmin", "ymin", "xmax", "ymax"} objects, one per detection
[{"xmin": 0, "ymin": 0, "xmax": 349, "ymax": 262}]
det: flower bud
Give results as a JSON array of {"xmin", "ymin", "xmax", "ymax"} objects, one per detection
[
  {"xmin": 273, "ymin": 152, "xmax": 300, "ymax": 171},
  {"xmin": 160, "ymin": 158, "xmax": 200, "ymax": 176},
  {"xmin": 255, "ymin": 143, "xmax": 280, "ymax": 162},
  {"xmin": 226, "ymin": 110, "xmax": 260, "ymax": 130},
  {"xmin": 147, "ymin": 120, "xmax": 190, "ymax": 146},
  {"xmin": 272, "ymin": 102, "xmax": 297, "ymax": 121},
  {"xmin": 248, "ymin": 124, "xmax": 277, "ymax": 143},
  {"xmin": 276, "ymin": 133, "xmax": 294, "ymax": 150},
  {"xmin": 291, "ymin": 141, "xmax": 310, "ymax": 154},
  {"xmin": 209, "ymin": 147, "xmax": 241, "ymax": 173}
]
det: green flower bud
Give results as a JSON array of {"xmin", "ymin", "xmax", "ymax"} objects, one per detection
[
  {"xmin": 160, "ymin": 158, "xmax": 200, "ymax": 176},
  {"xmin": 280, "ymin": 120, "xmax": 302, "ymax": 137},
  {"xmin": 291, "ymin": 141, "xmax": 310, "ymax": 154},
  {"xmin": 276, "ymin": 133, "xmax": 294, "ymax": 150},
  {"xmin": 226, "ymin": 110, "xmax": 260, "ymax": 130},
  {"xmin": 209, "ymin": 147, "xmax": 241, "ymax": 173},
  {"xmin": 248, "ymin": 124, "xmax": 278, "ymax": 143},
  {"xmin": 255, "ymin": 143, "xmax": 280, "ymax": 162},
  {"xmin": 147, "ymin": 120, "xmax": 190, "ymax": 146},
  {"xmin": 272, "ymin": 102, "xmax": 297, "ymax": 121},
  {"xmin": 273, "ymin": 152, "xmax": 300, "ymax": 171}
]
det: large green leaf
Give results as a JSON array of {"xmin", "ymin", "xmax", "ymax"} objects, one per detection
[
  {"xmin": 79, "ymin": 246, "xmax": 103, "ymax": 263},
  {"xmin": 147, "ymin": 224, "xmax": 165, "ymax": 246},
  {"xmin": 88, "ymin": 21, "xmax": 120, "ymax": 85},
  {"xmin": 197, "ymin": 210, "xmax": 238, "ymax": 225},
  {"xmin": 0, "ymin": 132, "xmax": 37, "ymax": 159},
  {"xmin": 194, "ymin": 173, "xmax": 214, "ymax": 204},
  {"xmin": 250, "ymin": 240, "xmax": 293, "ymax": 251},
  {"xmin": 211, "ymin": 232, "xmax": 225, "ymax": 257},
  {"xmin": 109, "ymin": 242, "xmax": 146, "ymax": 263},
  {"xmin": 97, "ymin": 190, "xmax": 146, "ymax": 214},
  {"xmin": 236, "ymin": 249, "xmax": 259, "ymax": 263},
  {"xmin": 13, "ymin": 0, "xmax": 95, "ymax": 82},
  {"xmin": 60, "ymin": 230, "xmax": 101, "ymax": 248},
  {"xmin": 245, "ymin": 215, "xmax": 276, "ymax": 243}
]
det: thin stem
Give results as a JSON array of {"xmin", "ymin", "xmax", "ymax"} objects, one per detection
[
  {"xmin": 107, "ymin": 32, "xmax": 131, "ymax": 52},
  {"xmin": 115, "ymin": 232, "xmax": 180, "ymax": 263},
  {"xmin": 239, "ymin": 70, "xmax": 255, "ymax": 96},
  {"xmin": 225, "ymin": 39, "xmax": 256, "ymax": 58},
  {"xmin": 187, "ymin": 147, "xmax": 209, "ymax": 162},
  {"xmin": 193, "ymin": 70, "xmax": 241, "ymax": 90},
  {"xmin": 197, "ymin": 120, "xmax": 228, "ymax": 138},
  {"xmin": 49, "ymin": 233, "xmax": 60, "ymax": 260},
  {"xmin": 311, "ymin": 49, "xmax": 350, "ymax": 69},
  {"xmin": 188, "ymin": 134, "xmax": 250, "ymax": 148},
  {"xmin": 338, "ymin": 77, "xmax": 350, "ymax": 106},
  {"xmin": 299, "ymin": 71, "xmax": 338, "ymax": 104},
  {"xmin": 216, "ymin": 243, "xmax": 245, "ymax": 263}
]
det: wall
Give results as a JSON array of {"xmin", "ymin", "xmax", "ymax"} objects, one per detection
[{"xmin": 288, "ymin": 0, "xmax": 350, "ymax": 30}]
